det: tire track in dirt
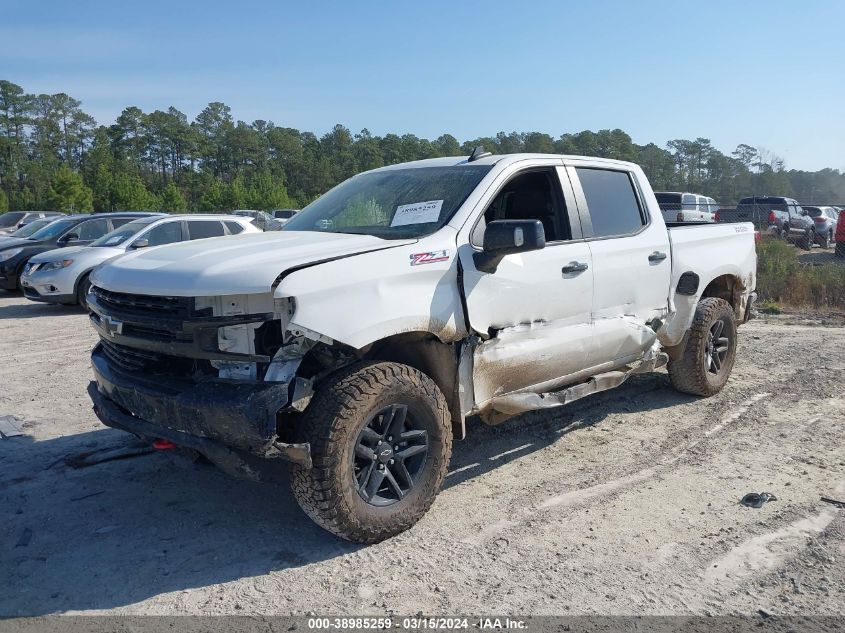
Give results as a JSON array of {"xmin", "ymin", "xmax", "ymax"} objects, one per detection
[{"xmin": 461, "ymin": 392, "xmax": 771, "ymax": 545}]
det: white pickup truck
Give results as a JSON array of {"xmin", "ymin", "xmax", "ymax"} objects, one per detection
[{"xmin": 86, "ymin": 152, "xmax": 757, "ymax": 543}]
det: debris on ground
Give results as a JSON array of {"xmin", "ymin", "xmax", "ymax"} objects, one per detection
[
  {"xmin": 820, "ymin": 496, "xmax": 845, "ymax": 509},
  {"xmin": 740, "ymin": 492, "xmax": 778, "ymax": 508},
  {"xmin": 0, "ymin": 415, "xmax": 24, "ymax": 438},
  {"xmin": 64, "ymin": 442, "xmax": 156, "ymax": 469}
]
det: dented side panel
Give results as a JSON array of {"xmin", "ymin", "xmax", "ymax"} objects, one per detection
[
  {"xmin": 660, "ymin": 222, "xmax": 757, "ymax": 346},
  {"xmin": 274, "ymin": 229, "xmax": 467, "ymax": 350},
  {"xmin": 458, "ymin": 238, "xmax": 594, "ymax": 406}
]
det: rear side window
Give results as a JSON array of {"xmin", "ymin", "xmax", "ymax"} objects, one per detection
[
  {"xmin": 144, "ymin": 221, "xmax": 183, "ymax": 246},
  {"xmin": 187, "ymin": 220, "xmax": 226, "ymax": 240},
  {"xmin": 682, "ymin": 194, "xmax": 697, "ymax": 210},
  {"xmin": 576, "ymin": 168, "xmax": 645, "ymax": 238},
  {"xmin": 75, "ymin": 219, "xmax": 110, "ymax": 240},
  {"xmin": 225, "ymin": 221, "xmax": 245, "ymax": 234}
]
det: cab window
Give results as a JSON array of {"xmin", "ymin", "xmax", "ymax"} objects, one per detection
[
  {"xmin": 576, "ymin": 168, "xmax": 646, "ymax": 238},
  {"xmin": 475, "ymin": 169, "xmax": 570, "ymax": 244}
]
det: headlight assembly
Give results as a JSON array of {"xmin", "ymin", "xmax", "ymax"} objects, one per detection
[
  {"xmin": 0, "ymin": 248, "xmax": 23, "ymax": 262},
  {"xmin": 39, "ymin": 259, "xmax": 74, "ymax": 271}
]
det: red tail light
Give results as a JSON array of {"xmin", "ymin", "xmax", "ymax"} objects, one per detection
[
  {"xmin": 714, "ymin": 210, "xmax": 720, "ymax": 222},
  {"xmin": 813, "ymin": 217, "xmax": 826, "ymax": 223},
  {"xmin": 677, "ymin": 212, "xmax": 683, "ymax": 222},
  {"xmin": 754, "ymin": 231, "xmax": 761, "ymax": 242},
  {"xmin": 768, "ymin": 211, "xmax": 777, "ymax": 223}
]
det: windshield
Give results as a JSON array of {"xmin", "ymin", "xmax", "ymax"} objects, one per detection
[
  {"xmin": 0, "ymin": 212, "xmax": 27, "ymax": 228},
  {"xmin": 11, "ymin": 218, "xmax": 54, "ymax": 237},
  {"xmin": 28, "ymin": 218, "xmax": 79, "ymax": 241},
  {"xmin": 91, "ymin": 218, "xmax": 157, "ymax": 247},
  {"xmin": 283, "ymin": 165, "xmax": 492, "ymax": 239}
]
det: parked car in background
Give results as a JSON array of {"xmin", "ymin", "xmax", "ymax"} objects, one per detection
[
  {"xmin": 654, "ymin": 192, "xmax": 717, "ymax": 223},
  {"xmin": 0, "ymin": 217, "xmax": 61, "ymax": 246},
  {"xmin": 836, "ymin": 209, "xmax": 845, "ymax": 258},
  {"xmin": 716, "ymin": 196, "xmax": 815, "ymax": 250},
  {"xmin": 231, "ymin": 209, "xmax": 283, "ymax": 231},
  {"xmin": 802, "ymin": 206, "xmax": 839, "ymax": 249},
  {"xmin": 0, "ymin": 213, "xmax": 158, "ymax": 292},
  {"xmin": 21, "ymin": 214, "xmax": 258, "ymax": 308},
  {"xmin": 0, "ymin": 211, "xmax": 64, "ymax": 236},
  {"xmin": 271, "ymin": 209, "xmax": 300, "ymax": 224}
]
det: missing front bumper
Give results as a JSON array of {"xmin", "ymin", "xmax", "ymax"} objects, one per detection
[{"xmin": 89, "ymin": 346, "xmax": 312, "ymax": 472}]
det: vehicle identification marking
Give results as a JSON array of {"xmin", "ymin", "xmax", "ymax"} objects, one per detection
[
  {"xmin": 391, "ymin": 200, "xmax": 443, "ymax": 227},
  {"xmin": 102, "ymin": 316, "xmax": 124, "ymax": 337},
  {"xmin": 410, "ymin": 250, "xmax": 450, "ymax": 266}
]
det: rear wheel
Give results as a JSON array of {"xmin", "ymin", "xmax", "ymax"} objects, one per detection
[
  {"xmin": 819, "ymin": 230, "xmax": 831, "ymax": 250},
  {"xmin": 668, "ymin": 297, "xmax": 738, "ymax": 397},
  {"xmin": 291, "ymin": 361, "xmax": 452, "ymax": 543},
  {"xmin": 799, "ymin": 228, "xmax": 814, "ymax": 250}
]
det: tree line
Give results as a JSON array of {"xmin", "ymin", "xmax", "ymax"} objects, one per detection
[{"xmin": 1, "ymin": 79, "xmax": 843, "ymax": 214}]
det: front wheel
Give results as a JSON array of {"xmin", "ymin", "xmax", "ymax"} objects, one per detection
[
  {"xmin": 77, "ymin": 274, "xmax": 92, "ymax": 311},
  {"xmin": 668, "ymin": 297, "xmax": 738, "ymax": 397},
  {"xmin": 291, "ymin": 361, "xmax": 452, "ymax": 543}
]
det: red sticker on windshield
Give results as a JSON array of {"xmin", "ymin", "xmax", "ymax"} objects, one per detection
[{"xmin": 410, "ymin": 250, "xmax": 450, "ymax": 266}]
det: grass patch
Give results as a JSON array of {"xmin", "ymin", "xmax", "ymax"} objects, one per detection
[{"xmin": 756, "ymin": 239, "xmax": 845, "ymax": 309}]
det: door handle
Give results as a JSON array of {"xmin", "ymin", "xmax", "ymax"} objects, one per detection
[
  {"xmin": 648, "ymin": 251, "xmax": 667, "ymax": 262},
  {"xmin": 562, "ymin": 261, "xmax": 589, "ymax": 274}
]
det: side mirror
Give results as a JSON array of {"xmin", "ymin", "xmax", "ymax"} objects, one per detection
[
  {"xmin": 131, "ymin": 238, "xmax": 150, "ymax": 249},
  {"xmin": 473, "ymin": 219, "xmax": 546, "ymax": 273},
  {"xmin": 62, "ymin": 232, "xmax": 80, "ymax": 243}
]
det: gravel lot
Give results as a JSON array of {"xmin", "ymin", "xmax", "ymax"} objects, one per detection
[{"xmin": 0, "ymin": 291, "xmax": 843, "ymax": 616}]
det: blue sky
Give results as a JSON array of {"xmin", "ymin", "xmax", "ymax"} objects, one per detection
[{"xmin": 1, "ymin": 0, "xmax": 843, "ymax": 171}]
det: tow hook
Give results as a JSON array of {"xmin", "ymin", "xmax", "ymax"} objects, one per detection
[{"xmin": 153, "ymin": 438, "xmax": 176, "ymax": 450}]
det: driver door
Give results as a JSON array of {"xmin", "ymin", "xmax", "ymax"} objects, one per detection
[{"xmin": 458, "ymin": 166, "xmax": 594, "ymax": 407}]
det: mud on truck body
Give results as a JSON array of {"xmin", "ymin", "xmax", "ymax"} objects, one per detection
[{"xmin": 87, "ymin": 153, "xmax": 757, "ymax": 543}]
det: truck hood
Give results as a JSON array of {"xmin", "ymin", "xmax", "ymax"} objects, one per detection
[{"xmin": 90, "ymin": 231, "xmax": 416, "ymax": 296}]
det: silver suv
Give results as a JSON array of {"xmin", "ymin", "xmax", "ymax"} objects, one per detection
[{"xmin": 21, "ymin": 214, "xmax": 258, "ymax": 308}]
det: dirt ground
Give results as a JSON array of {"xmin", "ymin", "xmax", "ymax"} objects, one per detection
[{"xmin": 0, "ymin": 291, "xmax": 843, "ymax": 617}]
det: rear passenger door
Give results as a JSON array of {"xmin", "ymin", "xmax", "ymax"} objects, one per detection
[{"xmin": 568, "ymin": 165, "xmax": 671, "ymax": 365}]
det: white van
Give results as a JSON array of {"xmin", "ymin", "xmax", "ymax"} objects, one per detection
[{"xmin": 655, "ymin": 192, "xmax": 718, "ymax": 223}]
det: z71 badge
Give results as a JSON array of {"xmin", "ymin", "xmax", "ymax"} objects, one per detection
[{"xmin": 410, "ymin": 250, "xmax": 450, "ymax": 266}]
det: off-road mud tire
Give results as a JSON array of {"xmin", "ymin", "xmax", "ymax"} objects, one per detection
[
  {"xmin": 291, "ymin": 361, "xmax": 452, "ymax": 543},
  {"xmin": 668, "ymin": 297, "xmax": 738, "ymax": 397}
]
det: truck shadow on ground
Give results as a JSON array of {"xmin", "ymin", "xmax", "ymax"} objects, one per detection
[
  {"xmin": 1, "ymin": 429, "xmax": 360, "ymax": 616},
  {"xmin": 1, "ymin": 372, "xmax": 690, "ymax": 616}
]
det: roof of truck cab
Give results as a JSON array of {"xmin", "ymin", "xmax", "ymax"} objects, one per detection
[{"xmin": 369, "ymin": 153, "xmax": 641, "ymax": 173}]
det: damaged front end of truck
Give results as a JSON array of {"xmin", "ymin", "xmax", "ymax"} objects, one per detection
[{"xmin": 86, "ymin": 285, "xmax": 359, "ymax": 480}]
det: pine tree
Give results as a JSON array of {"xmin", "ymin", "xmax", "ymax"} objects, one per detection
[
  {"xmin": 47, "ymin": 166, "xmax": 94, "ymax": 212},
  {"xmin": 160, "ymin": 181, "xmax": 187, "ymax": 212}
]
